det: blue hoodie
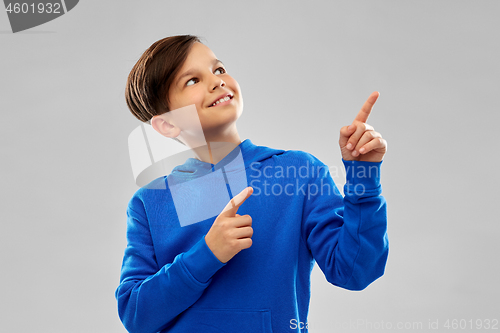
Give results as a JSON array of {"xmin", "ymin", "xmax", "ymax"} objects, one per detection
[{"xmin": 115, "ymin": 138, "xmax": 388, "ymax": 333}]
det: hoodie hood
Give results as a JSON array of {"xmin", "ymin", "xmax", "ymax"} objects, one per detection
[
  {"xmin": 169, "ymin": 139, "xmax": 285, "ymax": 180},
  {"xmin": 161, "ymin": 139, "xmax": 286, "ymax": 226}
]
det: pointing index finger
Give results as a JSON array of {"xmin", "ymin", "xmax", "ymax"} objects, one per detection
[
  {"xmin": 354, "ymin": 91, "xmax": 380, "ymax": 123},
  {"xmin": 221, "ymin": 187, "xmax": 253, "ymax": 216}
]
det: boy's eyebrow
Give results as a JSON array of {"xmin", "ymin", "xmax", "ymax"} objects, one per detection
[{"xmin": 176, "ymin": 59, "xmax": 224, "ymax": 86}]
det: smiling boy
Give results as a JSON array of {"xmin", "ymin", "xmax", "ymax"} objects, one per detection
[
  {"xmin": 116, "ymin": 35, "xmax": 388, "ymax": 333},
  {"xmin": 153, "ymin": 42, "xmax": 245, "ymax": 167}
]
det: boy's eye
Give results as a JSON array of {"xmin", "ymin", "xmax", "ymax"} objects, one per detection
[
  {"xmin": 186, "ymin": 67, "xmax": 226, "ymax": 86},
  {"xmin": 214, "ymin": 67, "xmax": 226, "ymax": 75}
]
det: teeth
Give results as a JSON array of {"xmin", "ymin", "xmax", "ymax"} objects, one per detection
[{"xmin": 211, "ymin": 95, "xmax": 231, "ymax": 106}]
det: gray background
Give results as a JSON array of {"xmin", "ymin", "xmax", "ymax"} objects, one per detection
[{"xmin": 1, "ymin": 1, "xmax": 499, "ymax": 332}]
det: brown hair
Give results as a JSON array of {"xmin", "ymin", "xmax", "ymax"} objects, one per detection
[{"xmin": 125, "ymin": 35, "xmax": 203, "ymax": 145}]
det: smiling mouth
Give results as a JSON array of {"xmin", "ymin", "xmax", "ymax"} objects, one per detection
[{"xmin": 209, "ymin": 95, "xmax": 234, "ymax": 107}]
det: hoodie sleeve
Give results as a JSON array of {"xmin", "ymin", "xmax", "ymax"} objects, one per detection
[
  {"xmin": 115, "ymin": 195, "xmax": 226, "ymax": 333},
  {"xmin": 301, "ymin": 157, "xmax": 388, "ymax": 291}
]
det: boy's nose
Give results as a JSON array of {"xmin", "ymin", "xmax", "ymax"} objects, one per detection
[{"xmin": 212, "ymin": 79, "xmax": 225, "ymax": 90}]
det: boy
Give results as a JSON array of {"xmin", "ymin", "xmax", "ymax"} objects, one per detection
[{"xmin": 116, "ymin": 35, "xmax": 388, "ymax": 333}]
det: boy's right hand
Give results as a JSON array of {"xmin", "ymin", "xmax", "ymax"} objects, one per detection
[{"xmin": 205, "ymin": 187, "xmax": 254, "ymax": 263}]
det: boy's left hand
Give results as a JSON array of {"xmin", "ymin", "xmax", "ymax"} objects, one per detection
[{"xmin": 339, "ymin": 91, "xmax": 387, "ymax": 162}]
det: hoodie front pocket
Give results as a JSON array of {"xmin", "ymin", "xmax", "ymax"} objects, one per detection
[{"xmin": 167, "ymin": 308, "xmax": 273, "ymax": 333}]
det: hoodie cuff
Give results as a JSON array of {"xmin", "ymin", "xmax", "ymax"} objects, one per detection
[
  {"xmin": 181, "ymin": 236, "xmax": 226, "ymax": 284},
  {"xmin": 342, "ymin": 159, "xmax": 382, "ymax": 198}
]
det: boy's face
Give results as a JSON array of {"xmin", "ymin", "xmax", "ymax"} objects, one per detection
[{"xmin": 167, "ymin": 42, "xmax": 243, "ymax": 140}]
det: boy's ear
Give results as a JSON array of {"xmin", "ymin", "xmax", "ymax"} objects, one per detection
[{"xmin": 150, "ymin": 114, "xmax": 181, "ymax": 139}]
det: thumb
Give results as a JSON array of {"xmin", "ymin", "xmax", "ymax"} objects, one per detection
[
  {"xmin": 339, "ymin": 124, "xmax": 355, "ymax": 148},
  {"xmin": 220, "ymin": 187, "xmax": 253, "ymax": 217}
]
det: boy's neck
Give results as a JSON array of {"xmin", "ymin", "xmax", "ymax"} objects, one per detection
[
  {"xmin": 191, "ymin": 140, "xmax": 242, "ymax": 165},
  {"xmin": 181, "ymin": 125, "xmax": 242, "ymax": 165}
]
